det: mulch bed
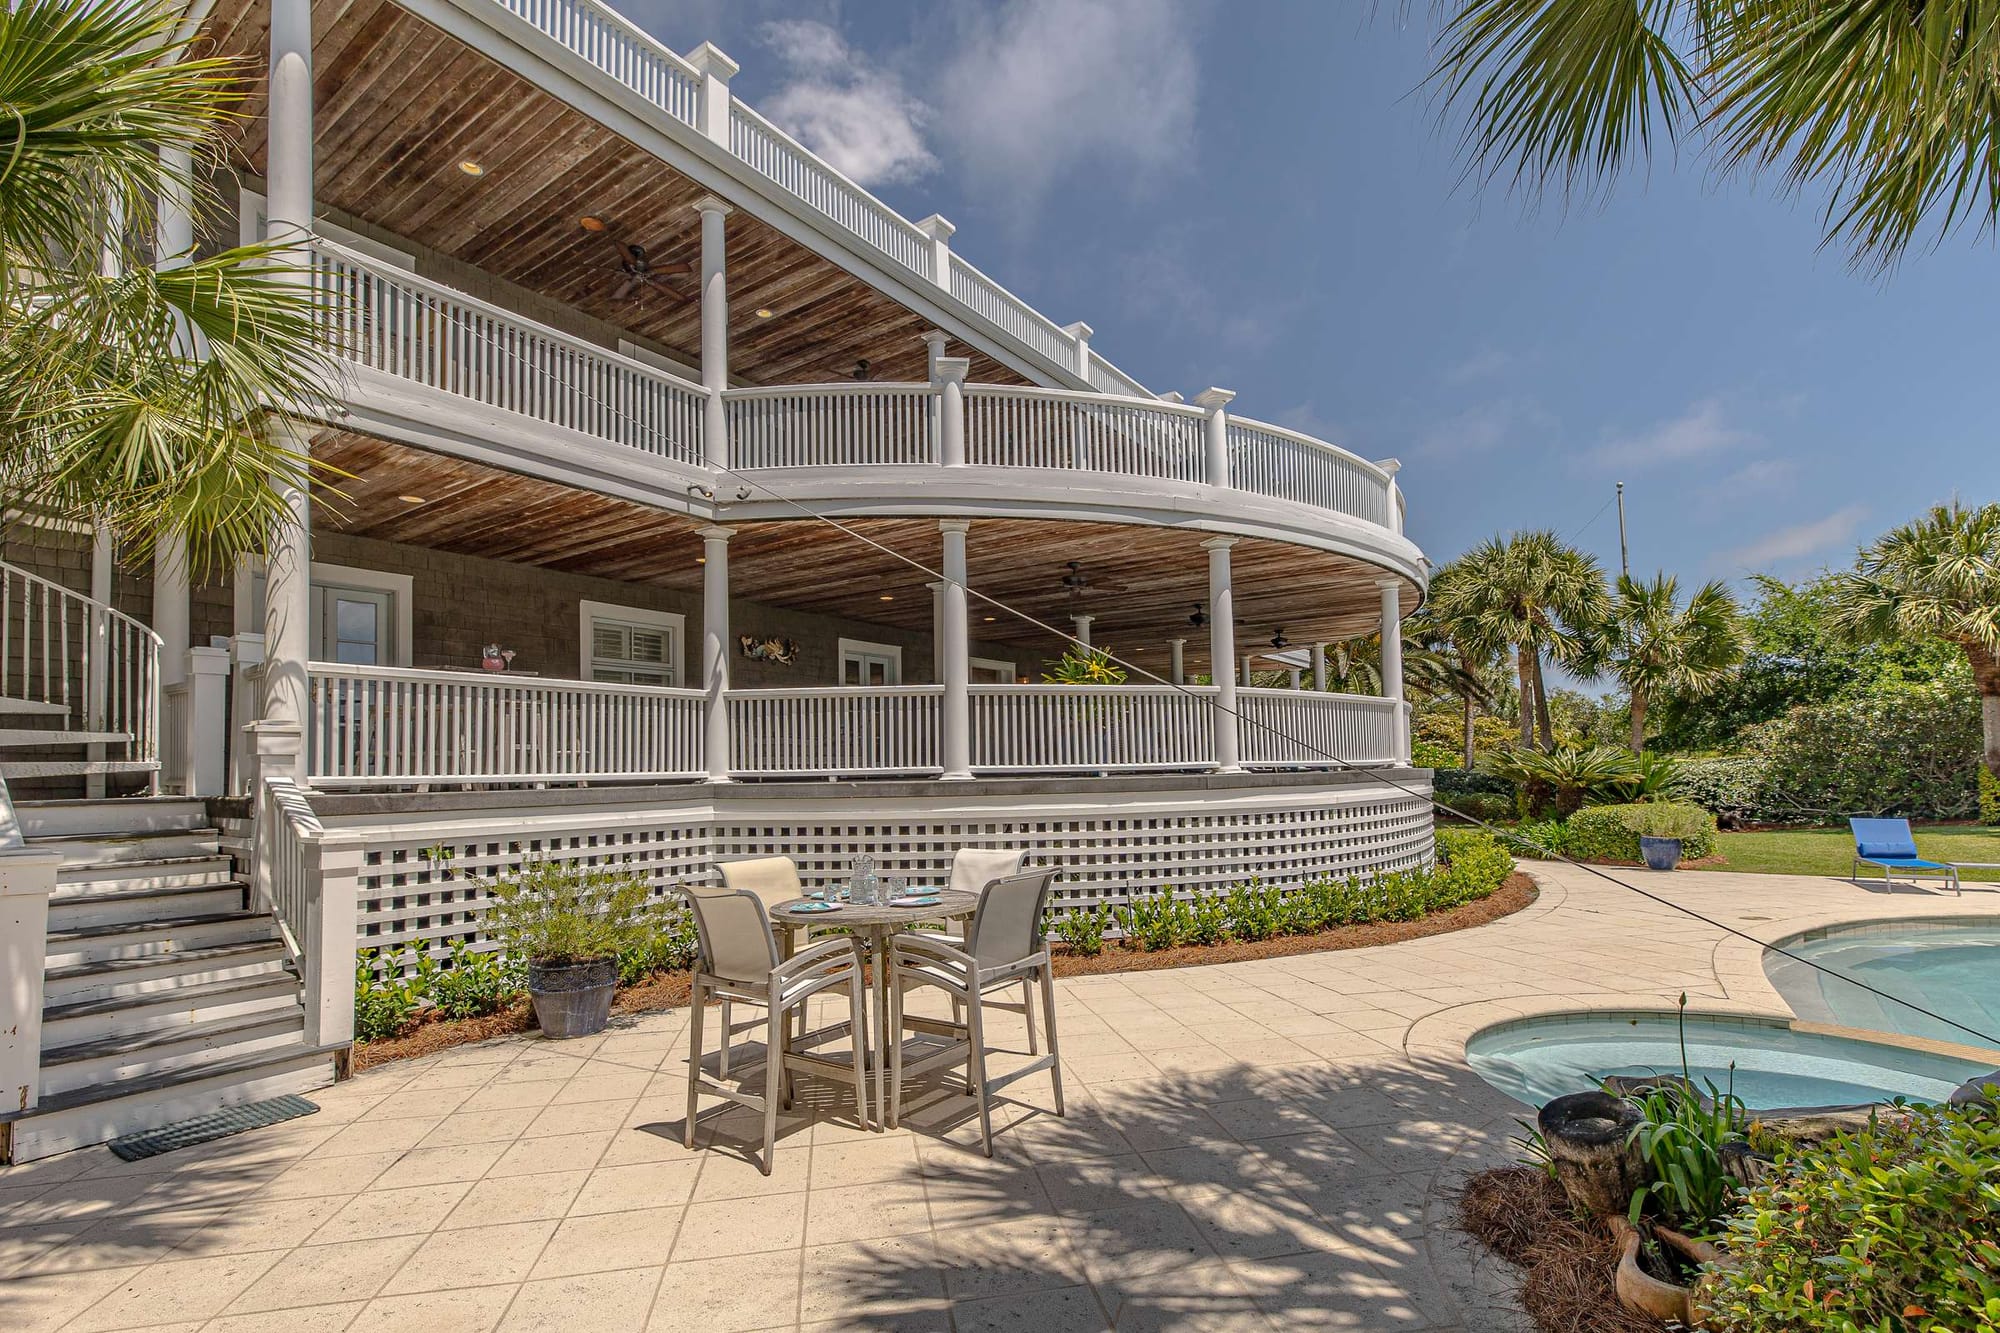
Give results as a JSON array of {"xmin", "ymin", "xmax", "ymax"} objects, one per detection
[
  {"xmin": 351, "ymin": 873, "xmax": 1536, "ymax": 1071},
  {"xmin": 1457, "ymin": 1166, "xmax": 1664, "ymax": 1333}
]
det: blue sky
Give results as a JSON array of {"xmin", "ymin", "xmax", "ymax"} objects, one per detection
[{"xmin": 630, "ymin": 0, "xmax": 1998, "ymax": 587}]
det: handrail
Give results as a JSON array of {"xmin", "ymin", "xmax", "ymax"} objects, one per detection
[
  {"xmin": 1225, "ymin": 416, "xmax": 1397, "ymax": 527},
  {"xmin": 948, "ymin": 254, "xmax": 1075, "ymax": 367},
  {"xmin": 309, "ymin": 660, "xmax": 705, "ymax": 698},
  {"xmin": 728, "ymin": 101, "xmax": 934, "ymax": 279},
  {"xmin": 490, "ymin": 0, "xmax": 703, "ymax": 127},
  {"xmin": 1225, "ymin": 416, "xmax": 1396, "ymax": 486},
  {"xmin": 1, "ymin": 557, "xmax": 161, "ymax": 764},
  {"xmin": 254, "ymin": 774, "xmax": 352, "ymax": 1046},
  {"xmin": 725, "ymin": 382, "xmax": 934, "ymax": 468}
]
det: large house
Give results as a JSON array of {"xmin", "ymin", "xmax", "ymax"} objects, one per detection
[{"xmin": 0, "ymin": 0, "xmax": 1431, "ymax": 1159}]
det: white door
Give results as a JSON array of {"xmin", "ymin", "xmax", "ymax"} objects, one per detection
[
  {"xmin": 312, "ymin": 586, "xmax": 394, "ymax": 665},
  {"xmin": 841, "ymin": 647, "xmax": 901, "ymax": 686}
]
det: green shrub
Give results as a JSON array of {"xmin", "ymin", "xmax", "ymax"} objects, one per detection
[
  {"xmin": 1222, "ymin": 884, "xmax": 1284, "ymax": 941},
  {"xmin": 1483, "ymin": 744, "xmax": 1644, "ymax": 818},
  {"xmin": 616, "ymin": 910, "xmax": 700, "ymax": 984},
  {"xmin": 354, "ymin": 949, "xmax": 422, "ymax": 1042},
  {"xmin": 1182, "ymin": 896, "xmax": 1229, "ymax": 947},
  {"xmin": 425, "ymin": 939, "xmax": 525, "ymax": 1020},
  {"xmin": 1437, "ymin": 791, "xmax": 1517, "ymax": 825},
  {"xmin": 1435, "ymin": 828, "xmax": 1514, "ymax": 898},
  {"xmin": 1983, "ymin": 765, "xmax": 2000, "ymax": 826},
  {"xmin": 1705, "ymin": 1096, "xmax": 2000, "ymax": 1333},
  {"xmin": 1411, "ymin": 737, "xmax": 1458, "ymax": 769},
  {"xmin": 1624, "ymin": 1079, "xmax": 1748, "ymax": 1237},
  {"xmin": 1117, "ymin": 894, "xmax": 1188, "ymax": 951},
  {"xmin": 481, "ymin": 858, "xmax": 666, "ymax": 964},
  {"xmin": 1565, "ymin": 801, "xmax": 1717, "ymax": 862},
  {"xmin": 1047, "ymin": 906, "xmax": 1109, "ymax": 956},
  {"xmin": 1668, "ymin": 755, "xmax": 1770, "ymax": 826},
  {"xmin": 1499, "ymin": 818, "xmax": 1572, "ymax": 859},
  {"xmin": 1741, "ymin": 680, "xmax": 1982, "ymax": 822}
]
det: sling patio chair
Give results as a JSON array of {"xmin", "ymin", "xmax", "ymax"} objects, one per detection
[
  {"xmin": 1849, "ymin": 817, "xmax": 1962, "ymax": 895},
  {"xmin": 681, "ymin": 880, "xmax": 873, "ymax": 1174}
]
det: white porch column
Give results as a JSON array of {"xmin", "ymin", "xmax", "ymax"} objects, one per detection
[
  {"xmin": 153, "ymin": 532, "xmax": 190, "ymax": 690},
  {"xmin": 701, "ymin": 526, "xmax": 733, "ymax": 781},
  {"xmin": 1378, "ymin": 578, "xmax": 1407, "ymax": 763},
  {"xmin": 687, "ymin": 42, "xmax": 737, "ymax": 147},
  {"xmin": 917, "ymin": 215, "xmax": 954, "ymax": 288},
  {"xmin": 1195, "ymin": 388, "xmax": 1235, "ymax": 488},
  {"xmin": 1288, "ymin": 668, "xmax": 1302, "ymax": 690},
  {"xmin": 1311, "ymin": 642, "xmax": 1327, "ymax": 692},
  {"xmin": 936, "ymin": 356, "xmax": 968, "ymax": 467},
  {"xmin": 1071, "ymin": 615, "xmax": 1093, "ymax": 648},
  {"xmin": 1169, "ymin": 638, "xmax": 1185, "ymax": 686},
  {"xmin": 694, "ymin": 196, "xmax": 733, "ymax": 469},
  {"xmin": 1241, "ymin": 657, "xmax": 1253, "ymax": 687},
  {"xmin": 261, "ymin": 0, "xmax": 314, "ymax": 782},
  {"xmin": 939, "ymin": 521, "xmax": 972, "ymax": 780},
  {"xmin": 1203, "ymin": 537, "xmax": 1240, "ymax": 772}
]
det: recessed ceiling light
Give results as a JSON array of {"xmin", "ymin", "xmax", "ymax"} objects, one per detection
[
  {"xmin": 754, "ymin": 308, "xmax": 775, "ymax": 319},
  {"xmin": 695, "ymin": 555, "xmax": 706, "ymax": 564},
  {"xmin": 397, "ymin": 494, "xmax": 426, "ymax": 504},
  {"xmin": 579, "ymin": 215, "xmax": 607, "ymax": 232},
  {"xmin": 983, "ymin": 616, "xmax": 996, "ymax": 622},
  {"xmin": 879, "ymin": 594, "xmax": 895, "ymax": 602},
  {"xmin": 457, "ymin": 159, "xmax": 484, "ymax": 177}
]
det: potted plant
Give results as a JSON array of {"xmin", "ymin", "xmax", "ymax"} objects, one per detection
[{"xmin": 483, "ymin": 858, "xmax": 662, "ymax": 1039}]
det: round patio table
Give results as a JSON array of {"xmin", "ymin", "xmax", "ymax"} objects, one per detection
[{"xmin": 768, "ymin": 889, "xmax": 979, "ymax": 1122}]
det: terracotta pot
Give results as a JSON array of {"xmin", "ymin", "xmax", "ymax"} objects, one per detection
[{"xmin": 1611, "ymin": 1219, "xmax": 1734, "ymax": 1328}]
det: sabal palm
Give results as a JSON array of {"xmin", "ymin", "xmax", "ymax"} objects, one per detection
[
  {"xmin": 1429, "ymin": 1, "xmax": 2000, "ymax": 270},
  {"xmin": 0, "ymin": 0, "xmax": 331, "ymax": 565},
  {"xmin": 1599, "ymin": 573, "xmax": 1745, "ymax": 752},
  {"xmin": 1827, "ymin": 502, "xmax": 2000, "ymax": 779},
  {"xmin": 1407, "ymin": 586, "xmax": 1503, "ymax": 767},
  {"xmin": 1431, "ymin": 531, "xmax": 1606, "ymax": 750}
]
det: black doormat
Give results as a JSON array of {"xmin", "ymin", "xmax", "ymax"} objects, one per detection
[{"xmin": 106, "ymin": 1095, "xmax": 320, "ymax": 1161}]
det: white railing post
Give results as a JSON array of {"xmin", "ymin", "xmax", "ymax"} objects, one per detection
[
  {"xmin": 1064, "ymin": 322, "xmax": 1093, "ymax": 379},
  {"xmin": 940, "ymin": 521, "xmax": 972, "ymax": 780},
  {"xmin": 701, "ymin": 526, "xmax": 733, "ymax": 781},
  {"xmin": 1378, "ymin": 577, "xmax": 1407, "ymax": 763},
  {"xmin": 1204, "ymin": 536, "xmax": 1241, "ymax": 772},
  {"xmin": 686, "ymin": 41, "xmax": 737, "ymax": 147},
  {"xmin": 0, "ymin": 844, "xmax": 61, "ymax": 1123},
  {"xmin": 1379, "ymin": 458, "xmax": 1404, "ymax": 534},
  {"xmin": 694, "ymin": 195, "xmax": 733, "ymax": 470},
  {"xmin": 1195, "ymin": 387, "xmax": 1235, "ymax": 489},
  {"xmin": 184, "ymin": 646, "xmax": 230, "ymax": 798},
  {"xmin": 86, "ymin": 523, "xmax": 112, "ymax": 795},
  {"xmin": 310, "ymin": 841, "xmax": 361, "ymax": 1053},
  {"xmin": 228, "ymin": 633, "xmax": 265, "ymax": 795},
  {"xmin": 917, "ymin": 215, "xmax": 955, "ymax": 289},
  {"xmin": 936, "ymin": 356, "xmax": 968, "ymax": 468}
]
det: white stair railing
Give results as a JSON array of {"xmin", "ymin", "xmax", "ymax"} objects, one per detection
[
  {"xmin": 313, "ymin": 240, "xmax": 706, "ymax": 468},
  {"xmin": 969, "ymin": 685, "xmax": 1216, "ymax": 772},
  {"xmin": 727, "ymin": 686, "xmax": 943, "ymax": 776},
  {"xmin": 0, "ymin": 558, "xmax": 160, "ymax": 764},
  {"xmin": 1237, "ymin": 689, "xmax": 1400, "ymax": 768},
  {"xmin": 255, "ymin": 775, "xmax": 353, "ymax": 1048},
  {"xmin": 307, "ymin": 664, "xmax": 705, "ymax": 786}
]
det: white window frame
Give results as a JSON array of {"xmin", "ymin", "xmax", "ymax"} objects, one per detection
[
  {"xmin": 234, "ymin": 559, "xmax": 413, "ymax": 666},
  {"xmin": 838, "ymin": 638, "xmax": 903, "ymax": 686},
  {"xmin": 580, "ymin": 601, "xmax": 685, "ymax": 687},
  {"xmin": 970, "ymin": 655, "xmax": 1017, "ymax": 683}
]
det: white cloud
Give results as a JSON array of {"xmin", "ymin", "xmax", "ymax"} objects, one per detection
[
  {"xmin": 1443, "ymin": 347, "xmax": 1513, "ymax": 386},
  {"xmin": 1707, "ymin": 458, "xmax": 1799, "ymax": 501},
  {"xmin": 935, "ymin": 0, "xmax": 1199, "ymax": 210},
  {"xmin": 758, "ymin": 20, "xmax": 937, "ymax": 188},
  {"xmin": 1413, "ymin": 396, "xmax": 1548, "ymax": 461},
  {"xmin": 1722, "ymin": 505, "xmax": 1868, "ymax": 570},
  {"xmin": 1591, "ymin": 398, "xmax": 1757, "ymax": 469}
]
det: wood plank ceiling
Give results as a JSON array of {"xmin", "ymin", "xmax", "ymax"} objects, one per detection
[
  {"xmin": 201, "ymin": 0, "xmax": 1031, "ymax": 386},
  {"xmin": 315, "ymin": 432, "xmax": 1412, "ymax": 658}
]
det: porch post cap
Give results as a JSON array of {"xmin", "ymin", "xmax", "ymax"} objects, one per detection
[
  {"xmin": 1375, "ymin": 575, "xmax": 1403, "ymax": 591},
  {"xmin": 934, "ymin": 356, "xmax": 970, "ymax": 383},
  {"xmin": 697, "ymin": 524, "xmax": 735, "ymax": 541},
  {"xmin": 1375, "ymin": 457, "xmax": 1402, "ymax": 476},
  {"xmin": 690, "ymin": 194, "xmax": 734, "ymax": 218},
  {"xmin": 1199, "ymin": 535, "xmax": 1239, "ymax": 551},
  {"xmin": 938, "ymin": 518, "xmax": 972, "ymax": 534},
  {"xmin": 915, "ymin": 214, "xmax": 956, "ymax": 241},
  {"xmin": 685, "ymin": 42, "xmax": 739, "ymax": 80},
  {"xmin": 1063, "ymin": 321, "xmax": 1093, "ymax": 340},
  {"xmin": 1156, "ymin": 391, "xmax": 1185, "ymax": 404},
  {"xmin": 1192, "ymin": 387, "xmax": 1235, "ymax": 410}
]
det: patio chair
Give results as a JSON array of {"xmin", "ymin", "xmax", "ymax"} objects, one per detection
[
  {"xmin": 939, "ymin": 848, "xmax": 1039, "ymax": 1053},
  {"xmin": 716, "ymin": 856, "xmax": 812, "ymax": 1074},
  {"xmin": 1849, "ymin": 818, "xmax": 1961, "ymax": 895},
  {"xmin": 681, "ymin": 881, "xmax": 872, "ymax": 1174},
  {"xmin": 886, "ymin": 869, "xmax": 1064, "ymax": 1155}
]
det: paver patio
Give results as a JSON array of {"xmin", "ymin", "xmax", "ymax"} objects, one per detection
[{"xmin": 5, "ymin": 864, "xmax": 1996, "ymax": 1332}]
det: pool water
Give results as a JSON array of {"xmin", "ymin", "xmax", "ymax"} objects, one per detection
[
  {"xmin": 1466, "ymin": 1011, "xmax": 1991, "ymax": 1110},
  {"xmin": 1765, "ymin": 920, "xmax": 2000, "ymax": 1052}
]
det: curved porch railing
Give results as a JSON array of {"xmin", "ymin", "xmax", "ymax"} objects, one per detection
[
  {"xmin": 725, "ymin": 383, "xmax": 934, "ymax": 468},
  {"xmin": 727, "ymin": 686, "xmax": 943, "ymax": 777},
  {"xmin": 962, "ymin": 385, "xmax": 1206, "ymax": 482},
  {"xmin": 1239, "ymin": 689, "xmax": 1401, "ymax": 767},
  {"xmin": 1228, "ymin": 421, "xmax": 1396, "ymax": 529},
  {"xmin": 970, "ymin": 685, "xmax": 1216, "ymax": 772},
  {"xmin": 1, "ymin": 559, "xmax": 160, "ymax": 765}
]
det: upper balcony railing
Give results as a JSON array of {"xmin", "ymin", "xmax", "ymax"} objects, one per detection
[{"xmin": 315, "ymin": 242, "xmax": 1404, "ymax": 535}]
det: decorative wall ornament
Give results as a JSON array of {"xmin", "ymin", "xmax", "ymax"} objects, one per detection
[{"xmin": 738, "ymin": 634, "xmax": 800, "ymax": 665}]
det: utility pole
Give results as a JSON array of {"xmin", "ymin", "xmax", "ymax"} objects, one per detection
[{"xmin": 1615, "ymin": 481, "xmax": 1630, "ymax": 580}]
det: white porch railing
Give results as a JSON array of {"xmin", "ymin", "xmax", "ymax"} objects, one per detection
[
  {"xmin": 728, "ymin": 686, "xmax": 942, "ymax": 777},
  {"xmin": 254, "ymin": 775, "xmax": 354, "ymax": 1047},
  {"xmin": 1238, "ymin": 689, "xmax": 1400, "ymax": 767},
  {"xmin": 963, "ymin": 386, "xmax": 1207, "ymax": 482},
  {"xmin": 726, "ymin": 383, "xmax": 934, "ymax": 468},
  {"xmin": 313, "ymin": 241, "xmax": 706, "ymax": 467},
  {"xmin": 491, "ymin": 0, "xmax": 703, "ymax": 128},
  {"xmin": 1228, "ymin": 419, "xmax": 1397, "ymax": 527},
  {"xmin": 307, "ymin": 664, "xmax": 705, "ymax": 786},
  {"xmin": 948, "ymin": 255, "xmax": 1076, "ymax": 368},
  {"xmin": 0, "ymin": 558, "xmax": 160, "ymax": 764},
  {"xmin": 970, "ymin": 685, "xmax": 1216, "ymax": 772},
  {"xmin": 729, "ymin": 102, "xmax": 934, "ymax": 279}
]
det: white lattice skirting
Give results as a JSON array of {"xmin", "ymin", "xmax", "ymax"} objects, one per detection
[{"xmin": 308, "ymin": 773, "xmax": 1435, "ymax": 968}]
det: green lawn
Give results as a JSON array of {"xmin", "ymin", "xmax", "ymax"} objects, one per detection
[{"xmin": 1697, "ymin": 825, "xmax": 2000, "ymax": 883}]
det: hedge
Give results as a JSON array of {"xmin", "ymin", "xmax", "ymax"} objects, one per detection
[
  {"xmin": 1743, "ymin": 682, "xmax": 1982, "ymax": 822},
  {"xmin": 1565, "ymin": 801, "xmax": 1717, "ymax": 862},
  {"xmin": 1983, "ymin": 765, "xmax": 2000, "ymax": 826}
]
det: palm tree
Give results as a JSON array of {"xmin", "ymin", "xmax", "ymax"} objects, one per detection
[
  {"xmin": 0, "ymin": 0, "xmax": 331, "ymax": 565},
  {"xmin": 1429, "ymin": 531, "xmax": 1607, "ymax": 751},
  {"xmin": 1596, "ymin": 573, "xmax": 1745, "ymax": 752},
  {"xmin": 1407, "ymin": 584, "xmax": 1502, "ymax": 767},
  {"xmin": 1827, "ymin": 502, "xmax": 2000, "ymax": 781},
  {"xmin": 1428, "ymin": 1, "xmax": 2000, "ymax": 270}
]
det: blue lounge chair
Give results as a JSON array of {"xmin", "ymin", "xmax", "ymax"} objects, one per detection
[{"xmin": 1849, "ymin": 818, "xmax": 1961, "ymax": 895}]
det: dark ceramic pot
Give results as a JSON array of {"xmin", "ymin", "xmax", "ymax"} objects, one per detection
[{"xmin": 527, "ymin": 956, "xmax": 617, "ymax": 1039}]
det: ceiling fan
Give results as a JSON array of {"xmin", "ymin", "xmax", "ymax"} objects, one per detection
[
  {"xmin": 583, "ymin": 221, "xmax": 694, "ymax": 302},
  {"xmin": 1058, "ymin": 561, "xmax": 1127, "ymax": 604}
]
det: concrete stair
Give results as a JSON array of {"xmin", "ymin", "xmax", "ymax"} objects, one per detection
[{"xmin": 2, "ymin": 797, "xmax": 339, "ymax": 1163}]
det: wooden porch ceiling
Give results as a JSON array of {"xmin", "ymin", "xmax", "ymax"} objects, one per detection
[
  {"xmin": 201, "ymin": 0, "xmax": 1028, "ymax": 387},
  {"xmin": 316, "ymin": 433, "xmax": 1412, "ymax": 657}
]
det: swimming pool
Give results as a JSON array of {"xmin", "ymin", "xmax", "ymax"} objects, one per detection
[
  {"xmin": 1465, "ymin": 1010, "xmax": 1992, "ymax": 1110},
  {"xmin": 1765, "ymin": 919, "xmax": 2000, "ymax": 1052}
]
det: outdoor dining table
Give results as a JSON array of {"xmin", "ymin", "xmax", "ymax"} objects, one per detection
[{"xmin": 767, "ymin": 888, "xmax": 980, "ymax": 1122}]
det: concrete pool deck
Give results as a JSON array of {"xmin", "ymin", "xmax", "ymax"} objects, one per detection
[{"xmin": 4, "ymin": 863, "xmax": 1997, "ymax": 1332}]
